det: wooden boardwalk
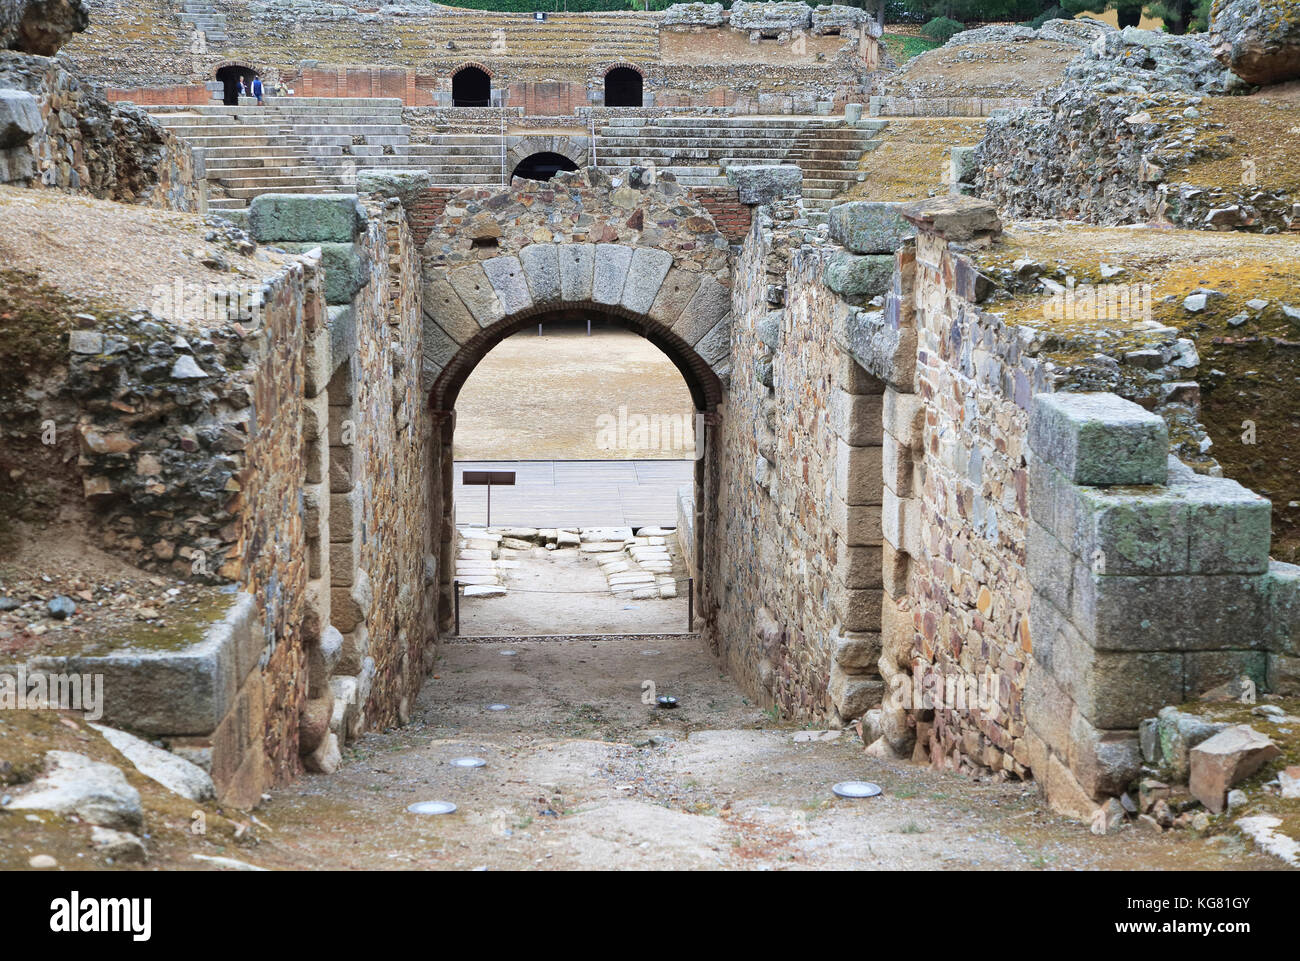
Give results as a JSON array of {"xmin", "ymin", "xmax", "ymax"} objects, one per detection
[{"xmin": 453, "ymin": 459, "xmax": 694, "ymax": 528}]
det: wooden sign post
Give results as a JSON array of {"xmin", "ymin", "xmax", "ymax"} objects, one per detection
[{"xmin": 462, "ymin": 470, "xmax": 516, "ymax": 528}]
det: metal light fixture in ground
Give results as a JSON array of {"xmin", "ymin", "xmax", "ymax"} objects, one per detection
[
  {"xmin": 449, "ymin": 757, "xmax": 487, "ymax": 768},
  {"xmin": 656, "ymin": 695, "xmax": 678, "ymax": 709},
  {"xmin": 407, "ymin": 801, "xmax": 458, "ymax": 815},
  {"xmin": 832, "ymin": 781, "xmax": 882, "ymax": 799},
  {"xmin": 486, "ymin": 703, "xmax": 509, "ymax": 711},
  {"xmin": 499, "ymin": 649, "xmax": 518, "ymax": 656}
]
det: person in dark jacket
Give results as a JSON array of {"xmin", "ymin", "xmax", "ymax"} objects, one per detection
[{"xmin": 252, "ymin": 76, "xmax": 264, "ymax": 106}]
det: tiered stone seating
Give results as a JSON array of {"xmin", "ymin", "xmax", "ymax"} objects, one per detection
[
  {"xmin": 595, "ymin": 115, "xmax": 885, "ymax": 223},
  {"xmin": 151, "ymin": 97, "xmax": 882, "ymax": 216}
]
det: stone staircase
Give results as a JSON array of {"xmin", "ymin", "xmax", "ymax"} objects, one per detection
[
  {"xmin": 150, "ymin": 98, "xmax": 885, "ymax": 217},
  {"xmin": 595, "ymin": 115, "xmax": 885, "ymax": 224},
  {"xmin": 178, "ymin": 0, "xmax": 227, "ymax": 46},
  {"xmin": 151, "ymin": 98, "xmax": 417, "ymax": 210}
]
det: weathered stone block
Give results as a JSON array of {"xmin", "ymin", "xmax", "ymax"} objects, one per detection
[
  {"xmin": 828, "ymin": 201, "xmax": 914, "ymax": 254},
  {"xmin": 1155, "ymin": 706, "xmax": 1229, "ymax": 782},
  {"xmin": 1183, "ymin": 650, "xmax": 1268, "ymax": 700},
  {"xmin": 1077, "ymin": 570, "xmax": 1276, "ymax": 652},
  {"xmin": 881, "ymin": 433, "xmax": 913, "ymax": 497},
  {"xmin": 0, "ymin": 89, "xmax": 41, "ymax": 148},
  {"xmin": 558, "ymin": 243, "xmax": 595, "ymax": 302},
  {"xmin": 841, "ymin": 309, "xmax": 916, "ymax": 391},
  {"xmin": 674, "ymin": 275, "xmax": 731, "ymax": 346},
  {"xmin": 828, "ymin": 662, "xmax": 882, "ymax": 720},
  {"xmin": 832, "ymin": 630, "xmax": 881, "ymax": 671},
  {"xmin": 1189, "ymin": 725, "xmax": 1281, "ymax": 814},
  {"xmin": 881, "ymin": 388, "xmax": 922, "ymax": 443},
  {"xmin": 355, "ymin": 168, "xmax": 429, "ymax": 205},
  {"xmin": 823, "ymin": 251, "xmax": 894, "ymax": 299},
  {"xmin": 1029, "ymin": 392, "xmax": 1168, "ymax": 487},
  {"xmin": 834, "ymin": 539, "xmax": 883, "ymax": 590},
  {"xmin": 725, "ymin": 164, "xmax": 803, "ymax": 205},
  {"xmin": 447, "ymin": 261, "xmax": 506, "ymax": 327},
  {"xmin": 1073, "ymin": 485, "xmax": 1190, "ymax": 576},
  {"xmin": 249, "ymin": 194, "xmax": 366, "ymax": 244},
  {"xmin": 482, "ymin": 255, "xmax": 533, "ymax": 315},
  {"xmin": 835, "ymin": 439, "xmax": 883, "ymax": 506},
  {"xmin": 621, "ymin": 246, "xmax": 674, "ymax": 315},
  {"xmin": 898, "ymin": 195, "xmax": 1002, "ymax": 243},
  {"xmin": 593, "ymin": 243, "xmax": 633, "ymax": 305},
  {"xmin": 1027, "ymin": 525, "xmax": 1074, "ymax": 619},
  {"xmin": 881, "ymin": 541, "xmax": 910, "ymax": 597},
  {"xmin": 831, "ymin": 494, "xmax": 883, "ymax": 546},
  {"xmin": 519, "ymin": 243, "xmax": 560, "ymax": 305},
  {"xmin": 1179, "ymin": 472, "xmax": 1272, "ymax": 574},
  {"xmin": 1067, "ymin": 711, "xmax": 1142, "ymax": 799},
  {"xmin": 278, "ymin": 242, "xmax": 368, "ymax": 305},
  {"xmin": 837, "ymin": 349, "xmax": 885, "ymax": 395},
  {"xmin": 834, "ymin": 585, "xmax": 883, "ymax": 633},
  {"xmin": 830, "ymin": 390, "xmax": 883, "ymax": 446}
]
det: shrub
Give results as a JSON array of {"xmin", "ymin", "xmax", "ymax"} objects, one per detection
[{"xmin": 919, "ymin": 16, "xmax": 964, "ymax": 43}]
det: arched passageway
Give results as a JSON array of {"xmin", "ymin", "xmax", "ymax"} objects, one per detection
[
  {"xmin": 604, "ymin": 66, "xmax": 643, "ymax": 108},
  {"xmin": 452, "ymin": 66, "xmax": 491, "ymax": 107},
  {"xmin": 428, "ymin": 301, "xmax": 723, "ymax": 638},
  {"xmin": 215, "ymin": 64, "xmax": 257, "ymax": 105},
  {"xmin": 511, "ymin": 152, "xmax": 580, "ymax": 183}
]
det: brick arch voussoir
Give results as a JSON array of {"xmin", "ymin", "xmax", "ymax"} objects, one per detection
[{"xmin": 450, "ymin": 61, "xmax": 493, "ymax": 79}]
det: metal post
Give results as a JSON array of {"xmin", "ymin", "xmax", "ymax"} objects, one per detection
[
  {"xmin": 454, "ymin": 581, "xmax": 461, "ymax": 636},
  {"xmin": 687, "ymin": 577, "xmax": 694, "ymax": 632},
  {"xmin": 485, "ymin": 480, "xmax": 491, "ymax": 528}
]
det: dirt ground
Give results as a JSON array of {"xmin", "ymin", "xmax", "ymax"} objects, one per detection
[
  {"xmin": 453, "ymin": 322, "xmax": 695, "ymax": 461},
  {"xmin": 243, "ymin": 635, "xmax": 1283, "ymax": 870},
  {"xmin": 458, "ymin": 542, "xmax": 690, "ymax": 638},
  {"xmin": 842, "ymin": 117, "xmax": 988, "ymax": 203},
  {"xmin": 879, "ymin": 38, "xmax": 1080, "ymax": 100}
]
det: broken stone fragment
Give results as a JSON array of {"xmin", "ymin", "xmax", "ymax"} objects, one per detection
[
  {"xmin": 8, "ymin": 751, "xmax": 142, "ymax": 831},
  {"xmin": 170, "ymin": 354, "xmax": 209, "ymax": 379},
  {"xmin": 90, "ymin": 722, "xmax": 215, "ymax": 802},
  {"xmin": 1189, "ymin": 724, "xmax": 1281, "ymax": 814}
]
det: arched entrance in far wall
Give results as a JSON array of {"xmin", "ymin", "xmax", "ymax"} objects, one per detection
[
  {"xmin": 604, "ymin": 65, "xmax": 643, "ymax": 107},
  {"xmin": 451, "ymin": 65, "xmax": 491, "ymax": 106},
  {"xmin": 215, "ymin": 64, "xmax": 257, "ymax": 105}
]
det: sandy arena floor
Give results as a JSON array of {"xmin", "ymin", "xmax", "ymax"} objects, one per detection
[{"xmin": 453, "ymin": 322, "xmax": 696, "ymax": 461}]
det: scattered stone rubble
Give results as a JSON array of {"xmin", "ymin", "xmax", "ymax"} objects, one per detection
[{"xmin": 455, "ymin": 525, "xmax": 683, "ymax": 601}]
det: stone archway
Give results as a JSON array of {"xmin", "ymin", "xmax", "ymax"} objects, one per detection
[
  {"xmin": 451, "ymin": 63, "xmax": 492, "ymax": 106},
  {"xmin": 214, "ymin": 62, "xmax": 259, "ymax": 105},
  {"xmin": 505, "ymin": 136, "xmax": 589, "ymax": 178},
  {"xmin": 419, "ymin": 167, "xmax": 734, "ymax": 634}
]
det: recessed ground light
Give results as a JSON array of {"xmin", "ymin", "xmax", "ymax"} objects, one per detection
[
  {"xmin": 408, "ymin": 801, "xmax": 458, "ymax": 815},
  {"xmin": 656, "ymin": 695, "xmax": 678, "ymax": 709},
  {"xmin": 499, "ymin": 650, "xmax": 518, "ymax": 656},
  {"xmin": 486, "ymin": 703, "xmax": 509, "ymax": 711},
  {"xmin": 449, "ymin": 757, "xmax": 487, "ymax": 768},
  {"xmin": 832, "ymin": 781, "xmax": 882, "ymax": 799},
  {"xmin": 640, "ymin": 650, "xmax": 661, "ymax": 656}
]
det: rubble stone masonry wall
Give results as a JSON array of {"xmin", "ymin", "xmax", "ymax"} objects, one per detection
[
  {"xmin": 39, "ymin": 194, "xmax": 433, "ymax": 804},
  {"xmin": 710, "ymin": 196, "xmax": 883, "ymax": 724},
  {"xmin": 0, "ymin": 51, "xmax": 198, "ymax": 210}
]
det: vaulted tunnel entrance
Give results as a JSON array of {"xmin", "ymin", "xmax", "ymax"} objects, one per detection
[
  {"xmin": 604, "ymin": 66, "xmax": 643, "ymax": 108},
  {"xmin": 452, "ymin": 66, "xmax": 491, "ymax": 107},
  {"xmin": 428, "ymin": 303, "xmax": 722, "ymax": 639},
  {"xmin": 511, "ymin": 152, "xmax": 579, "ymax": 183}
]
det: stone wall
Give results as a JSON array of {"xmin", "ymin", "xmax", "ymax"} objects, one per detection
[
  {"xmin": 0, "ymin": 51, "xmax": 198, "ymax": 209},
  {"xmin": 842, "ymin": 195, "xmax": 1299, "ymax": 818},
  {"xmin": 64, "ymin": 0, "xmax": 874, "ymax": 115},
  {"xmin": 31, "ymin": 192, "xmax": 434, "ymax": 804},
  {"xmin": 709, "ymin": 187, "xmax": 885, "ymax": 724},
  {"xmin": 975, "ymin": 86, "xmax": 1296, "ymax": 232}
]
